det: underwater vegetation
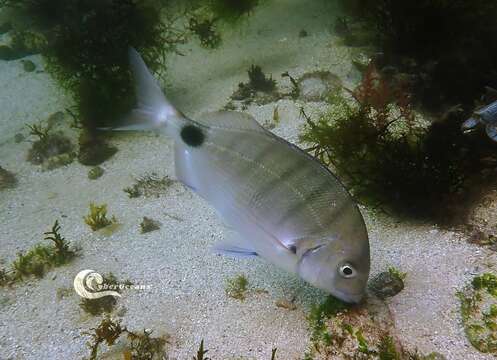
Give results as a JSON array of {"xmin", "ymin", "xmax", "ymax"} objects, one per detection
[
  {"xmin": 193, "ymin": 339, "xmax": 210, "ymax": 360},
  {"xmin": 0, "ymin": 0, "xmax": 182, "ymax": 129},
  {"xmin": 225, "ymin": 274, "xmax": 249, "ymax": 301},
  {"xmin": 458, "ymin": 273, "xmax": 497, "ymax": 354},
  {"xmin": 124, "ymin": 173, "xmax": 175, "ymax": 198},
  {"xmin": 339, "ymin": 0, "xmax": 497, "ymax": 112},
  {"xmin": 300, "ymin": 64, "xmax": 497, "ymax": 222},
  {"xmin": 140, "ymin": 217, "xmax": 161, "ymax": 234},
  {"xmin": 84, "ymin": 203, "xmax": 117, "ymax": 231},
  {"xmin": 0, "ymin": 165, "xmax": 17, "ymax": 190},
  {"xmin": 231, "ymin": 64, "xmax": 278, "ymax": 106},
  {"xmin": 0, "ymin": 0, "xmax": 186, "ymax": 170},
  {"xmin": 26, "ymin": 123, "xmax": 75, "ymax": 170},
  {"xmin": 188, "ymin": 16, "xmax": 221, "ymax": 49},
  {"xmin": 305, "ymin": 295, "xmax": 441, "ymax": 359},
  {"xmin": 84, "ymin": 316, "xmax": 168, "ymax": 359},
  {"xmin": 0, "ymin": 220, "xmax": 77, "ymax": 285}
]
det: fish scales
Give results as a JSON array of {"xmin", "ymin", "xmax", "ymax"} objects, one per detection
[{"xmin": 196, "ymin": 126, "xmax": 353, "ymax": 240}]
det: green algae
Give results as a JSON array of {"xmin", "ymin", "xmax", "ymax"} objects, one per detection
[
  {"xmin": 1, "ymin": 220, "xmax": 77, "ymax": 285},
  {"xmin": 26, "ymin": 123, "xmax": 75, "ymax": 169},
  {"xmin": 84, "ymin": 203, "xmax": 116, "ymax": 231},
  {"xmin": 225, "ymin": 274, "xmax": 249, "ymax": 301},
  {"xmin": 458, "ymin": 273, "xmax": 497, "ymax": 354},
  {"xmin": 87, "ymin": 166, "xmax": 104, "ymax": 180},
  {"xmin": 84, "ymin": 316, "xmax": 169, "ymax": 360}
]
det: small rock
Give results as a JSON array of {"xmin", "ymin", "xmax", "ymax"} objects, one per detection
[
  {"xmin": 275, "ymin": 299, "xmax": 297, "ymax": 310},
  {"xmin": 21, "ymin": 59, "xmax": 36, "ymax": 72},
  {"xmin": 140, "ymin": 217, "xmax": 161, "ymax": 234},
  {"xmin": 88, "ymin": 166, "xmax": 104, "ymax": 180},
  {"xmin": 299, "ymin": 29, "xmax": 308, "ymax": 38},
  {"xmin": 351, "ymin": 52, "xmax": 371, "ymax": 72},
  {"xmin": 369, "ymin": 271, "xmax": 405, "ymax": 299},
  {"xmin": 297, "ymin": 71, "xmax": 342, "ymax": 102}
]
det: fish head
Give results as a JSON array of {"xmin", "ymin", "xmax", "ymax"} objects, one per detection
[{"xmin": 296, "ymin": 233, "xmax": 370, "ymax": 303}]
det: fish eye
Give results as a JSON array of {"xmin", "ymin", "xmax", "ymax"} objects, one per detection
[{"xmin": 339, "ymin": 263, "xmax": 356, "ymax": 278}]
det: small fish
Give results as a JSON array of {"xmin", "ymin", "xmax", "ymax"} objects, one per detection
[
  {"xmin": 462, "ymin": 100, "xmax": 497, "ymax": 141},
  {"xmin": 110, "ymin": 48, "xmax": 370, "ymax": 303}
]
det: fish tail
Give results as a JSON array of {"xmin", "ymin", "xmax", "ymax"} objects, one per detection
[{"xmin": 102, "ymin": 47, "xmax": 183, "ymax": 132}]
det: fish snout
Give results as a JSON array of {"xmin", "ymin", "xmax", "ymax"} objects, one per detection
[{"xmin": 461, "ymin": 117, "xmax": 479, "ymax": 133}]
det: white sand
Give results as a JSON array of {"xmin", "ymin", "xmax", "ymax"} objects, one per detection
[{"xmin": 1, "ymin": 0, "xmax": 496, "ymax": 359}]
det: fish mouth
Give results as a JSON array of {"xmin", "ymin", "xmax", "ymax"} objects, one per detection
[{"xmin": 330, "ymin": 289, "xmax": 365, "ymax": 304}]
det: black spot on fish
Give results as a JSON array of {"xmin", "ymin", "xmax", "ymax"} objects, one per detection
[{"xmin": 181, "ymin": 125, "xmax": 205, "ymax": 147}]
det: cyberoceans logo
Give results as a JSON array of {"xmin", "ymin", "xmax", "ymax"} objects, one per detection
[{"xmin": 73, "ymin": 269, "xmax": 121, "ymax": 299}]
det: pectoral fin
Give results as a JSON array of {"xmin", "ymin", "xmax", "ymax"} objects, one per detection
[
  {"xmin": 213, "ymin": 232, "xmax": 258, "ymax": 258},
  {"xmin": 486, "ymin": 124, "xmax": 497, "ymax": 141}
]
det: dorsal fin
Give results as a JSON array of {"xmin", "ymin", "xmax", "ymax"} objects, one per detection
[{"xmin": 196, "ymin": 111, "xmax": 267, "ymax": 133}]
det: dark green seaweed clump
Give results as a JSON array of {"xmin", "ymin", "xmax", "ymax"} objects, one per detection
[
  {"xmin": 188, "ymin": 16, "xmax": 221, "ymax": 49},
  {"xmin": 339, "ymin": 0, "xmax": 497, "ymax": 112},
  {"xmin": 247, "ymin": 64, "xmax": 276, "ymax": 92},
  {"xmin": 458, "ymin": 273, "xmax": 497, "ymax": 354},
  {"xmin": 84, "ymin": 316, "xmax": 169, "ymax": 359},
  {"xmin": 0, "ymin": 0, "xmax": 184, "ymax": 169},
  {"xmin": 232, "ymin": 64, "xmax": 278, "ymax": 104},
  {"xmin": 300, "ymin": 65, "xmax": 497, "ymax": 223},
  {"xmin": 2, "ymin": 220, "xmax": 77, "ymax": 284},
  {"xmin": 307, "ymin": 295, "xmax": 349, "ymax": 347}
]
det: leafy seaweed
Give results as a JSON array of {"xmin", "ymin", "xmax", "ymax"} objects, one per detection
[{"xmin": 300, "ymin": 64, "xmax": 497, "ymax": 222}]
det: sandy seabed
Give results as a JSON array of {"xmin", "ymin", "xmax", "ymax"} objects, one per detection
[{"xmin": 1, "ymin": 0, "xmax": 496, "ymax": 359}]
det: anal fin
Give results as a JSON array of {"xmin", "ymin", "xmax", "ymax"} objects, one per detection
[{"xmin": 213, "ymin": 231, "xmax": 258, "ymax": 258}]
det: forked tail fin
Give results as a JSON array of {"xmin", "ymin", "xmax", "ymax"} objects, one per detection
[{"xmin": 106, "ymin": 47, "xmax": 181, "ymax": 131}]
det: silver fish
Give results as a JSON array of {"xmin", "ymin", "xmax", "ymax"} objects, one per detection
[
  {"xmin": 462, "ymin": 100, "xmax": 497, "ymax": 141},
  {"xmin": 113, "ymin": 48, "xmax": 370, "ymax": 303}
]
